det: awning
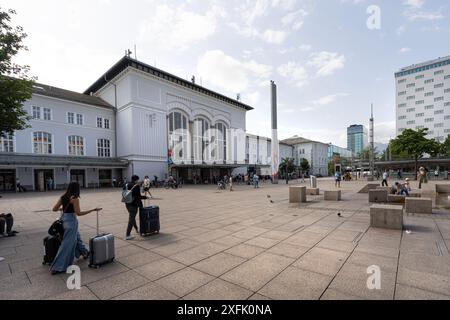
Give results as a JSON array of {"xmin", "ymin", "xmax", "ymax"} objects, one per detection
[{"xmin": 0, "ymin": 153, "xmax": 129, "ymax": 168}]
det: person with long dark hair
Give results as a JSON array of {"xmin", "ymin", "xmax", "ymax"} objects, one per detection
[{"xmin": 50, "ymin": 182, "xmax": 102, "ymax": 275}]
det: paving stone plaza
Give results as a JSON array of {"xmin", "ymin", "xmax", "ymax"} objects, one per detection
[{"xmin": 1, "ymin": 178, "xmax": 449, "ymax": 300}]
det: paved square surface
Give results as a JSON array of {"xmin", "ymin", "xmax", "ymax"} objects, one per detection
[{"xmin": 1, "ymin": 178, "xmax": 449, "ymax": 300}]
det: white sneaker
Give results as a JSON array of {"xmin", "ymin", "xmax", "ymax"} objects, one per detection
[{"xmin": 125, "ymin": 235, "xmax": 135, "ymax": 240}]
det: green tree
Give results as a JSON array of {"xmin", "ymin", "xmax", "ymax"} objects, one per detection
[
  {"xmin": 328, "ymin": 161, "xmax": 335, "ymax": 175},
  {"xmin": 390, "ymin": 128, "xmax": 439, "ymax": 179},
  {"xmin": 358, "ymin": 146, "xmax": 379, "ymax": 160},
  {"xmin": 0, "ymin": 7, "xmax": 34, "ymax": 134},
  {"xmin": 300, "ymin": 158, "xmax": 310, "ymax": 172},
  {"xmin": 442, "ymin": 135, "xmax": 450, "ymax": 156},
  {"xmin": 279, "ymin": 157, "xmax": 295, "ymax": 184}
]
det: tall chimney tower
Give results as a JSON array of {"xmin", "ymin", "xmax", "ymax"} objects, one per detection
[
  {"xmin": 271, "ymin": 81, "xmax": 279, "ymax": 184},
  {"xmin": 369, "ymin": 104, "xmax": 375, "ymax": 180}
]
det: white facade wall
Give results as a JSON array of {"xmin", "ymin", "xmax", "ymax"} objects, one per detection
[
  {"xmin": 15, "ymin": 95, "xmax": 115, "ymax": 156},
  {"xmin": 396, "ymin": 56, "xmax": 450, "ymax": 141},
  {"xmin": 279, "ymin": 143, "xmax": 293, "ymax": 161},
  {"xmin": 293, "ymin": 142, "xmax": 328, "ymax": 176},
  {"xmin": 96, "ymin": 69, "xmax": 248, "ymax": 180}
]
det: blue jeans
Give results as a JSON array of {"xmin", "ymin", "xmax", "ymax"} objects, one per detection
[
  {"xmin": 50, "ymin": 213, "xmax": 88, "ymax": 272},
  {"xmin": 400, "ymin": 188, "xmax": 409, "ymax": 196}
]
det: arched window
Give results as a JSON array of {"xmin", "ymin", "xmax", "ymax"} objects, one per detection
[
  {"xmin": 168, "ymin": 111, "xmax": 189, "ymax": 161},
  {"xmin": 68, "ymin": 136, "xmax": 85, "ymax": 156},
  {"xmin": 33, "ymin": 131, "xmax": 52, "ymax": 154},
  {"xmin": 215, "ymin": 122, "xmax": 227, "ymax": 162},
  {"xmin": 193, "ymin": 117, "xmax": 211, "ymax": 163},
  {"xmin": 0, "ymin": 133, "xmax": 14, "ymax": 153}
]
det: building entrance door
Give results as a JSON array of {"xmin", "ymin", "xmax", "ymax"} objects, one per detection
[
  {"xmin": 70, "ymin": 169, "xmax": 85, "ymax": 188},
  {"xmin": 0, "ymin": 169, "xmax": 16, "ymax": 192},
  {"xmin": 34, "ymin": 169, "xmax": 54, "ymax": 191},
  {"xmin": 98, "ymin": 169, "xmax": 112, "ymax": 187}
]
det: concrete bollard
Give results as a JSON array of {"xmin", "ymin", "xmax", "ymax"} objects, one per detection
[{"xmin": 289, "ymin": 186, "xmax": 307, "ymax": 203}]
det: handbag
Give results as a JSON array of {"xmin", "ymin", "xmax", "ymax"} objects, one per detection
[
  {"xmin": 48, "ymin": 199, "xmax": 71, "ymax": 237},
  {"xmin": 48, "ymin": 219, "xmax": 64, "ymax": 237}
]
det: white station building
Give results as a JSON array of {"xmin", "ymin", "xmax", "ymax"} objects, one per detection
[{"xmin": 0, "ymin": 56, "xmax": 253, "ymax": 192}]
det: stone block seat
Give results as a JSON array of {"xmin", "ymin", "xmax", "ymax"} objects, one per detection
[
  {"xmin": 289, "ymin": 186, "xmax": 307, "ymax": 203},
  {"xmin": 370, "ymin": 204, "xmax": 403, "ymax": 230},
  {"xmin": 405, "ymin": 197, "xmax": 433, "ymax": 214},
  {"xmin": 358, "ymin": 183, "xmax": 380, "ymax": 194},
  {"xmin": 324, "ymin": 190, "xmax": 341, "ymax": 201},
  {"xmin": 369, "ymin": 189, "xmax": 388, "ymax": 203},
  {"xmin": 388, "ymin": 194, "xmax": 406, "ymax": 205},
  {"xmin": 436, "ymin": 184, "xmax": 450, "ymax": 194},
  {"xmin": 409, "ymin": 191, "xmax": 421, "ymax": 198},
  {"xmin": 306, "ymin": 188, "xmax": 320, "ymax": 195}
]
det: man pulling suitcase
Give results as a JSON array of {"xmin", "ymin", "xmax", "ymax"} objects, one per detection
[{"xmin": 121, "ymin": 175, "xmax": 151, "ymax": 240}]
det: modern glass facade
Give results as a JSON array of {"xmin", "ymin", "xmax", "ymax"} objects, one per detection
[
  {"xmin": 327, "ymin": 144, "xmax": 354, "ymax": 162},
  {"xmin": 347, "ymin": 125, "xmax": 368, "ymax": 156}
]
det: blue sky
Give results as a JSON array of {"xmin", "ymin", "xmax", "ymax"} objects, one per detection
[{"xmin": 4, "ymin": 0, "xmax": 450, "ymax": 147}]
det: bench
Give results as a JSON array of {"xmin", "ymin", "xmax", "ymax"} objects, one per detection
[
  {"xmin": 369, "ymin": 189, "xmax": 388, "ymax": 203},
  {"xmin": 289, "ymin": 186, "xmax": 307, "ymax": 203},
  {"xmin": 358, "ymin": 183, "xmax": 380, "ymax": 194},
  {"xmin": 405, "ymin": 198, "xmax": 433, "ymax": 214},
  {"xmin": 409, "ymin": 191, "xmax": 421, "ymax": 198},
  {"xmin": 376, "ymin": 186, "xmax": 390, "ymax": 192},
  {"xmin": 324, "ymin": 190, "xmax": 341, "ymax": 201},
  {"xmin": 436, "ymin": 184, "xmax": 450, "ymax": 194},
  {"xmin": 387, "ymin": 194, "xmax": 406, "ymax": 207},
  {"xmin": 370, "ymin": 204, "xmax": 403, "ymax": 230},
  {"xmin": 306, "ymin": 188, "xmax": 319, "ymax": 195}
]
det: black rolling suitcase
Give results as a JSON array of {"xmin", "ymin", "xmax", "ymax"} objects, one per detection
[
  {"xmin": 140, "ymin": 204, "xmax": 160, "ymax": 236},
  {"xmin": 89, "ymin": 210, "xmax": 115, "ymax": 268},
  {"xmin": 43, "ymin": 235, "xmax": 61, "ymax": 265}
]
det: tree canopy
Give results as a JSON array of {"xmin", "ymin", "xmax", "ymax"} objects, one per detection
[{"xmin": 0, "ymin": 7, "xmax": 34, "ymax": 134}]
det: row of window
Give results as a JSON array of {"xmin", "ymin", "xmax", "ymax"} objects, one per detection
[
  {"xmin": 395, "ymin": 59, "xmax": 450, "ymax": 78},
  {"xmin": 403, "ymin": 108, "xmax": 446, "ymax": 115},
  {"xmin": 31, "ymin": 106, "xmax": 111, "ymax": 129},
  {"xmin": 0, "ymin": 132, "xmax": 111, "ymax": 157},
  {"xmin": 400, "ymin": 102, "xmax": 450, "ymax": 108}
]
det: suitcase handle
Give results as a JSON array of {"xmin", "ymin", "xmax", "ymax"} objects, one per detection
[{"xmin": 96, "ymin": 209, "xmax": 99, "ymax": 236}]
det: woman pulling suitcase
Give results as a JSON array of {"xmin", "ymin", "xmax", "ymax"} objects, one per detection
[{"xmin": 50, "ymin": 182, "xmax": 102, "ymax": 275}]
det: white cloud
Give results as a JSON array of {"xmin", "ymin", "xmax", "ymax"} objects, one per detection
[
  {"xmin": 197, "ymin": 50, "xmax": 272, "ymax": 93},
  {"xmin": 229, "ymin": 23, "xmax": 288, "ymax": 45},
  {"xmin": 308, "ymin": 51, "xmax": 346, "ymax": 77},
  {"xmin": 261, "ymin": 29, "xmax": 289, "ymax": 44},
  {"xmin": 406, "ymin": 11, "xmax": 444, "ymax": 21},
  {"xmin": 299, "ymin": 44, "xmax": 312, "ymax": 51},
  {"xmin": 397, "ymin": 25, "xmax": 406, "ymax": 35},
  {"xmin": 399, "ymin": 47, "xmax": 411, "ymax": 54},
  {"xmin": 340, "ymin": 0, "xmax": 366, "ymax": 4},
  {"xmin": 272, "ymin": 0, "xmax": 297, "ymax": 11},
  {"xmin": 374, "ymin": 121, "xmax": 396, "ymax": 144},
  {"xmin": 138, "ymin": 4, "xmax": 222, "ymax": 51},
  {"xmin": 240, "ymin": 0, "xmax": 271, "ymax": 26},
  {"xmin": 403, "ymin": 0, "xmax": 425, "ymax": 8},
  {"xmin": 312, "ymin": 93, "xmax": 348, "ymax": 106},
  {"xmin": 282, "ymin": 9, "xmax": 308, "ymax": 30},
  {"xmin": 277, "ymin": 62, "xmax": 309, "ymax": 87}
]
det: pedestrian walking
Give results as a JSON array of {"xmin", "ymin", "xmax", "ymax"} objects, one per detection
[
  {"xmin": 143, "ymin": 176, "xmax": 153, "ymax": 198},
  {"xmin": 122, "ymin": 175, "xmax": 149, "ymax": 240},
  {"xmin": 50, "ymin": 182, "xmax": 99, "ymax": 274},
  {"xmin": 382, "ymin": 170, "xmax": 389, "ymax": 187},
  {"xmin": 334, "ymin": 171, "xmax": 341, "ymax": 188}
]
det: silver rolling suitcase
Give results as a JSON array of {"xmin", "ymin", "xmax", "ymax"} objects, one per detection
[{"xmin": 89, "ymin": 210, "xmax": 115, "ymax": 268}]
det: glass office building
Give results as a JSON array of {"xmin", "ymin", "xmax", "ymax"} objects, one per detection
[{"xmin": 347, "ymin": 125, "xmax": 368, "ymax": 157}]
